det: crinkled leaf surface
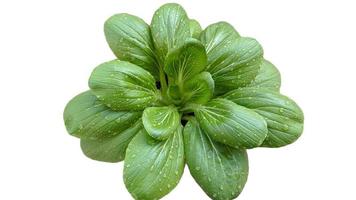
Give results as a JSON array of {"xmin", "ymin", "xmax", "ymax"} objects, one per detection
[
  {"xmin": 247, "ymin": 59, "xmax": 281, "ymax": 91},
  {"xmin": 63, "ymin": 91, "xmax": 141, "ymax": 139},
  {"xmin": 89, "ymin": 60, "xmax": 159, "ymax": 111},
  {"xmin": 182, "ymin": 72, "xmax": 214, "ymax": 105},
  {"xmin": 80, "ymin": 119, "xmax": 142, "ymax": 163},
  {"xmin": 151, "ymin": 3, "xmax": 190, "ymax": 64},
  {"xmin": 164, "ymin": 39, "xmax": 207, "ymax": 82},
  {"xmin": 142, "ymin": 106, "xmax": 180, "ymax": 140},
  {"xmin": 104, "ymin": 14, "xmax": 159, "ymax": 79},
  {"xmin": 184, "ymin": 118, "xmax": 248, "ymax": 200},
  {"xmin": 189, "ymin": 19, "xmax": 202, "ymax": 39},
  {"xmin": 195, "ymin": 98, "xmax": 268, "ymax": 148},
  {"xmin": 124, "ymin": 126, "xmax": 184, "ymax": 200},
  {"xmin": 224, "ymin": 88, "xmax": 304, "ymax": 147}
]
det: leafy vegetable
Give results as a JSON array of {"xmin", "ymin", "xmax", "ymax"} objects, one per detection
[{"xmin": 64, "ymin": 3, "xmax": 304, "ymax": 200}]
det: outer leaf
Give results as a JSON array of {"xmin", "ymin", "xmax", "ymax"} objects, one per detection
[
  {"xmin": 200, "ymin": 22, "xmax": 263, "ymax": 94},
  {"xmin": 224, "ymin": 88, "xmax": 304, "ymax": 147},
  {"xmin": 200, "ymin": 22, "xmax": 240, "ymax": 54},
  {"xmin": 184, "ymin": 118, "xmax": 248, "ymax": 200},
  {"xmin": 63, "ymin": 91, "xmax": 141, "ymax": 139},
  {"xmin": 164, "ymin": 39, "xmax": 207, "ymax": 82},
  {"xmin": 80, "ymin": 119, "xmax": 142, "ymax": 163},
  {"xmin": 124, "ymin": 126, "xmax": 184, "ymax": 200},
  {"xmin": 195, "ymin": 98, "xmax": 268, "ymax": 148},
  {"xmin": 210, "ymin": 38, "xmax": 264, "ymax": 95},
  {"xmin": 151, "ymin": 3, "xmax": 190, "ymax": 64},
  {"xmin": 189, "ymin": 19, "xmax": 202, "ymax": 39},
  {"xmin": 89, "ymin": 60, "xmax": 159, "ymax": 111},
  {"xmin": 104, "ymin": 14, "xmax": 159, "ymax": 79},
  {"xmin": 182, "ymin": 72, "xmax": 214, "ymax": 105},
  {"xmin": 247, "ymin": 59, "xmax": 281, "ymax": 91},
  {"xmin": 142, "ymin": 106, "xmax": 180, "ymax": 140}
]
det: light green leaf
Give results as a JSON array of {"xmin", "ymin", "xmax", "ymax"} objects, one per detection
[
  {"xmin": 104, "ymin": 14, "xmax": 159, "ymax": 79},
  {"xmin": 164, "ymin": 39, "xmax": 207, "ymax": 82},
  {"xmin": 63, "ymin": 91, "xmax": 141, "ymax": 139},
  {"xmin": 247, "ymin": 59, "xmax": 281, "ymax": 91},
  {"xmin": 182, "ymin": 72, "xmax": 214, "ymax": 105},
  {"xmin": 142, "ymin": 106, "xmax": 180, "ymax": 140},
  {"xmin": 200, "ymin": 22, "xmax": 240, "ymax": 54},
  {"xmin": 151, "ymin": 3, "xmax": 190, "ymax": 64},
  {"xmin": 195, "ymin": 98, "xmax": 268, "ymax": 148},
  {"xmin": 224, "ymin": 88, "xmax": 304, "ymax": 147},
  {"xmin": 184, "ymin": 118, "xmax": 249, "ymax": 200},
  {"xmin": 124, "ymin": 126, "xmax": 184, "ymax": 200},
  {"xmin": 80, "ymin": 119, "xmax": 142, "ymax": 163},
  {"xmin": 89, "ymin": 60, "xmax": 159, "ymax": 111},
  {"xmin": 189, "ymin": 19, "xmax": 202, "ymax": 39}
]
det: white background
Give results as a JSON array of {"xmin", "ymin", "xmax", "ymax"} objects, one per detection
[{"xmin": 1, "ymin": 0, "xmax": 355, "ymax": 199}]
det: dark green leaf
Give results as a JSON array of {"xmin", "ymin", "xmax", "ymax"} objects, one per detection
[
  {"xmin": 164, "ymin": 39, "xmax": 207, "ymax": 82},
  {"xmin": 167, "ymin": 84, "xmax": 181, "ymax": 103},
  {"xmin": 151, "ymin": 3, "xmax": 190, "ymax": 65},
  {"xmin": 63, "ymin": 91, "xmax": 141, "ymax": 139},
  {"xmin": 194, "ymin": 98, "xmax": 268, "ymax": 148},
  {"xmin": 142, "ymin": 106, "xmax": 180, "ymax": 140},
  {"xmin": 80, "ymin": 119, "xmax": 142, "ymax": 163},
  {"xmin": 89, "ymin": 60, "xmax": 159, "ymax": 111},
  {"xmin": 184, "ymin": 118, "xmax": 248, "ymax": 200},
  {"xmin": 104, "ymin": 14, "xmax": 159, "ymax": 79},
  {"xmin": 182, "ymin": 72, "xmax": 214, "ymax": 105},
  {"xmin": 124, "ymin": 126, "xmax": 184, "ymax": 200},
  {"xmin": 247, "ymin": 59, "xmax": 281, "ymax": 91},
  {"xmin": 224, "ymin": 88, "xmax": 304, "ymax": 147},
  {"xmin": 189, "ymin": 19, "xmax": 202, "ymax": 39}
]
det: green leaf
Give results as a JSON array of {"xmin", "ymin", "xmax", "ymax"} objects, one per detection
[
  {"xmin": 184, "ymin": 118, "xmax": 249, "ymax": 200},
  {"xmin": 124, "ymin": 126, "xmax": 184, "ymax": 200},
  {"xmin": 189, "ymin": 19, "xmax": 202, "ymax": 39},
  {"xmin": 142, "ymin": 106, "xmax": 180, "ymax": 140},
  {"xmin": 200, "ymin": 22, "xmax": 240, "ymax": 54},
  {"xmin": 200, "ymin": 22, "xmax": 263, "ymax": 95},
  {"xmin": 104, "ymin": 14, "xmax": 159, "ymax": 79},
  {"xmin": 80, "ymin": 119, "xmax": 142, "ymax": 163},
  {"xmin": 224, "ymin": 88, "xmax": 304, "ymax": 147},
  {"xmin": 89, "ymin": 60, "xmax": 159, "ymax": 111},
  {"xmin": 194, "ymin": 98, "xmax": 268, "ymax": 148},
  {"xmin": 164, "ymin": 39, "xmax": 207, "ymax": 82},
  {"xmin": 182, "ymin": 72, "xmax": 214, "ymax": 105},
  {"xmin": 167, "ymin": 84, "xmax": 181, "ymax": 103},
  {"xmin": 247, "ymin": 59, "xmax": 281, "ymax": 91},
  {"xmin": 151, "ymin": 3, "xmax": 190, "ymax": 65},
  {"xmin": 63, "ymin": 91, "xmax": 141, "ymax": 139},
  {"xmin": 210, "ymin": 38, "xmax": 264, "ymax": 95}
]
